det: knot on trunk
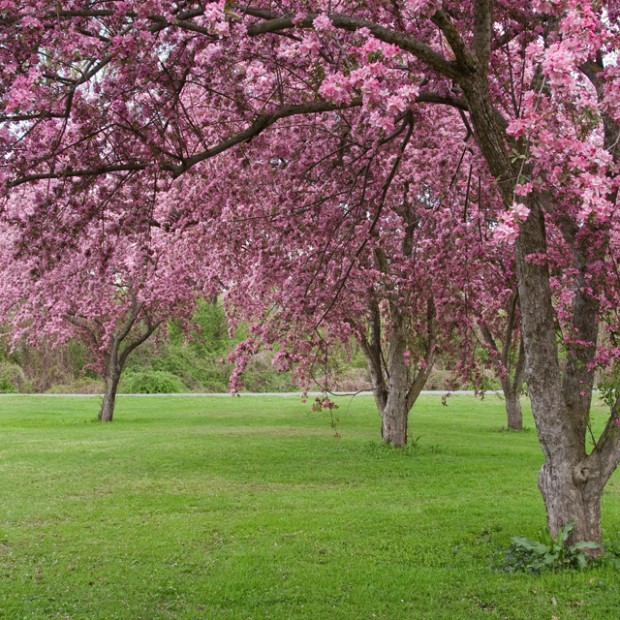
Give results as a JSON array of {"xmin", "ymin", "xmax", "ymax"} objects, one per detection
[{"xmin": 572, "ymin": 463, "xmax": 590, "ymax": 486}]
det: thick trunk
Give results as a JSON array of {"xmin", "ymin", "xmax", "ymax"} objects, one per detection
[
  {"xmin": 503, "ymin": 384, "xmax": 522, "ymax": 431},
  {"xmin": 517, "ymin": 201, "xmax": 603, "ymax": 550},
  {"xmin": 538, "ymin": 460, "xmax": 603, "ymax": 548},
  {"xmin": 379, "ymin": 311, "xmax": 434, "ymax": 447},
  {"xmin": 427, "ymin": 24, "xmax": 620, "ymax": 550},
  {"xmin": 380, "ymin": 393, "xmax": 410, "ymax": 448},
  {"xmin": 458, "ymin": 71, "xmax": 608, "ymax": 547}
]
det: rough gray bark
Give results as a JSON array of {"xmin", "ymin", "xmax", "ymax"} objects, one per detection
[
  {"xmin": 515, "ymin": 200, "xmax": 611, "ymax": 549},
  {"xmin": 463, "ymin": 73, "xmax": 616, "ymax": 547}
]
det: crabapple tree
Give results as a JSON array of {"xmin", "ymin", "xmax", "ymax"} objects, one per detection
[
  {"xmin": 0, "ymin": 193, "xmax": 206, "ymax": 421},
  {"xmin": 192, "ymin": 100, "xmax": 504, "ymax": 447}
]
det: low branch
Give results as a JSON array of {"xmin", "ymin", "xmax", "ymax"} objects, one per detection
[{"xmin": 175, "ymin": 98, "xmax": 363, "ymax": 175}]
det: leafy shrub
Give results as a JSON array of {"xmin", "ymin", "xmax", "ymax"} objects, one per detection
[
  {"xmin": 499, "ymin": 522, "xmax": 600, "ymax": 573},
  {"xmin": 0, "ymin": 362, "xmax": 29, "ymax": 393},
  {"xmin": 120, "ymin": 370, "xmax": 187, "ymax": 394}
]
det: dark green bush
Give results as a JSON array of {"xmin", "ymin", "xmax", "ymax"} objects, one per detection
[{"xmin": 120, "ymin": 370, "xmax": 187, "ymax": 394}]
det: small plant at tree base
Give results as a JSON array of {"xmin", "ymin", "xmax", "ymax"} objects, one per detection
[
  {"xmin": 499, "ymin": 522, "xmax": 600, "ymax": 573},
  {"xmin": 310, "ymin": 396, "xmax": 341, "ymax": 438}
]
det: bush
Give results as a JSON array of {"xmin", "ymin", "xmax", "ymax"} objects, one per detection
[
  {"xmin": 120, "ymin": 370, "xmax": 187, "ymax": 394},
  {"xmin": 0, "ymin": 362, "xmax": 30, "ymax": 393}
]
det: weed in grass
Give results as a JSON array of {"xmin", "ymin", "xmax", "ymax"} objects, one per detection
[
  {"xmin": 498, "ymin": 522, "xmax": 603, "ymax": 573},
  {"xmin": 309, "ymin": 395, "xmax": 342, "ymax": 438}
]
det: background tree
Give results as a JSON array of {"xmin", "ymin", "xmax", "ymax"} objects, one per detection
[
  {"xmin": 0, "ymin": 198, "xmax": 206, "ymax": 420},
  {"xmin": 202, "ymin": 104, "xmax": 503, "ymax": 447}
]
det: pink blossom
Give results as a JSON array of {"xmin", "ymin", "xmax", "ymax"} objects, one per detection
[{"xmin": 313, "ymin": 14, "xmax": 334, "ymax": 32}]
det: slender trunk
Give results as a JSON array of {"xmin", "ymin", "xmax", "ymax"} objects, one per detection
[
  {"xmin": 99, "ymin": 365, "xmax": 121, "ymax": 422},
  {"xmin": 98, "ymin": 339, "xmax": 123, "ymax": 423},
  {"xmin": 502, "ymin": 383, "xmax": 522, "ymax": 431},
  {"xmin": 480, "ymin": 308, "xmax": 526, "ymax": 431},
  {"xmin": 504, "ymin": 337, "xmax": 526, "ymax": 431}
]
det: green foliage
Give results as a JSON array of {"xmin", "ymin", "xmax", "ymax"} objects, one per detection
[
  {"xmin": 167, "ymin": 298, "xmax": 231, "ymax": 356},
  {"xmin": 500, "ymin": 522, "xmax": 601, "ymax": 573},
  {"xmin": 124, "ymin": 301, "xmax": 298, "ymax": 392},
  {"xmin": 120, "ymin": 370, "xmax": 187, "ymax": 394},
  {"xmin": 598, "ymin": 367, "xmax": 620, "ymax": 412},
  {"xmin": 0, "ymin": 361, "xmax": 30, "ymax": 393}
]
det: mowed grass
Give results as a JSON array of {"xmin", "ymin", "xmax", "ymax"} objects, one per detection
[{"xmin": 0, "ymin": 394, "xmax": 619, "ymax": 620}]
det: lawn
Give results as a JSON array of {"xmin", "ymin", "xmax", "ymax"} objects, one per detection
[{"xmin": 0, "ymin": 394, "xmax": 619, "ymax": 619}]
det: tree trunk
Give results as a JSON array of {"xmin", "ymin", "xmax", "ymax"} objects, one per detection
[
  {"xmin": 505, "ymin": 336, "xmax": 527, "ymax": 432},
  {"xmin": 361, "ymin": 296, "xmax": 435, "ymax": 448},
  {"xmin": 516, "ymin": 200, "xmax": 604, "ymax": 550},
  {"xmin": 99, "ymin": 366, "xmax": 121, "ymax": 422},
  {"xmin": 456, "ymin": 71, "xmax": 609, "ymax": 548},
  {"xmin": 538, "ymin": 460, "xmax": 603, "ymax": 547},
  {"xmin": 365, "ymin": 333, "xmax": 412, "ymax": 448},
  {"xmin": 380, "ymin": 383, "xmax": 410, "ymax": 447},
  {"xmin": 502, "ymin": 385, "xmax": 522, "ymax": 431}
]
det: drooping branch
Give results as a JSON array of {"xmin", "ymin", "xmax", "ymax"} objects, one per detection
[
  {"xmin": 175, "ymin": 99, "xmax": 363, "ymax": 175},
  {"xmin": 8, "ymin": 99, "xmax": 363, "ymax": 187}
]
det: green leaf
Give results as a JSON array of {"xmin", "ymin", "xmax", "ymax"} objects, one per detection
[
  {"xmin": 511, "ymin": 537, "xmax": 549, "ymax": 554},
  {"xmin": 571, "ymin": 541, "xmax": 600, "ymax": 551}
]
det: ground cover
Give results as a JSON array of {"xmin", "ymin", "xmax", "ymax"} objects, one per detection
[{"xmin": 0, "ymin": 394, "xmax": 618, "ymax": 619}]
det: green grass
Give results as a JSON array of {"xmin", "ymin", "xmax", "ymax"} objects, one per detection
[{"xmin": 0, "ymin": 394, "xmax": 619, "ymax": 619}]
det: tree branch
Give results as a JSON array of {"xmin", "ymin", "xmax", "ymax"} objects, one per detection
[
  {"xmin": 430, "ymin": 10, "xmax": 477, "ymax": 74},
  {"xmin": 245, "ymin": 11, "xmax": 461, "ymax": 80},
  {"xmin": 175, "ymin": 98, "xmax": 363, "ymax": 175},
  {"xmin": 8, "ymin": 99, "xmax": 363, "ymax": 187},
  {"xmin": 473, "ymin": 0, "xmax": 492, "ymax": 72}
]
